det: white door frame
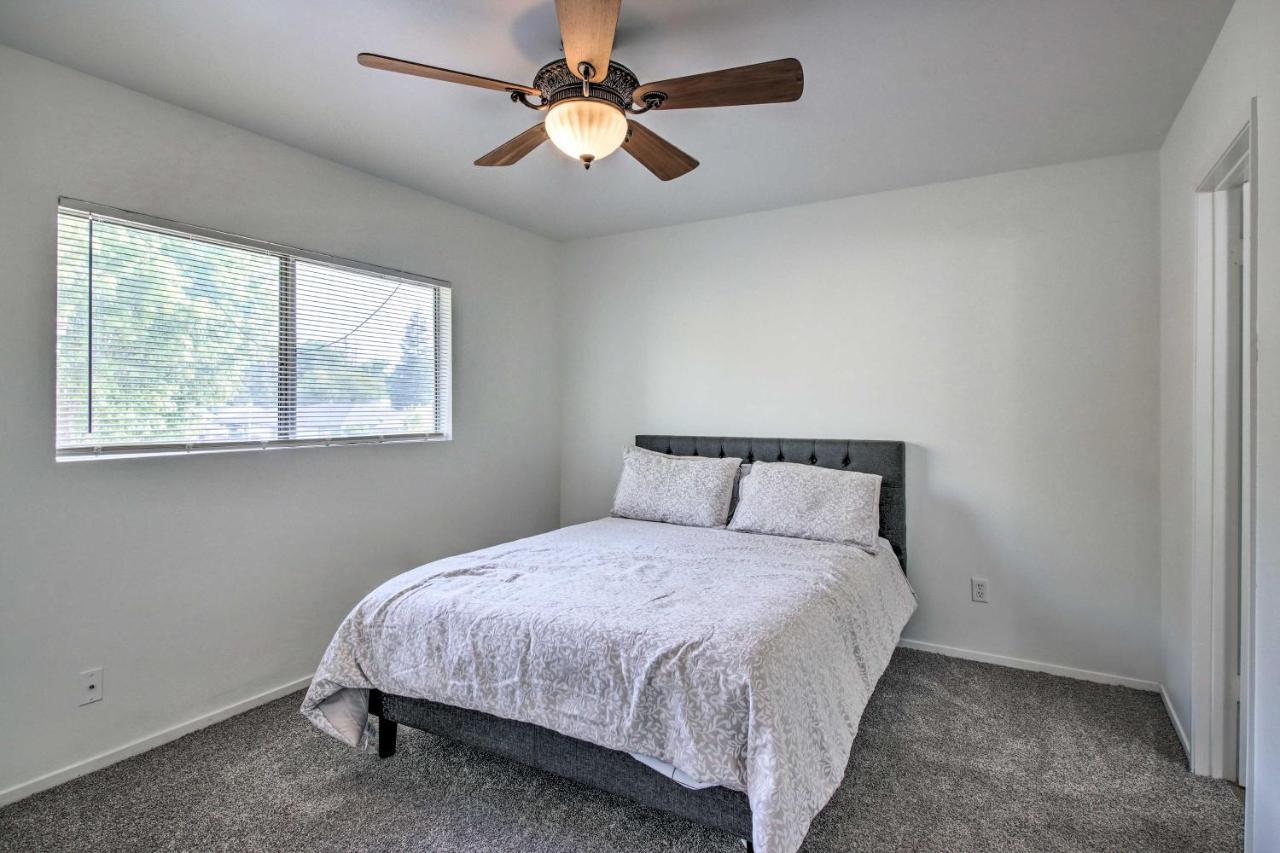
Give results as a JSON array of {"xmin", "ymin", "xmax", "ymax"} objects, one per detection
[{"xmin": 1189, "ymin": 103, "xmax": 1257, "ymax": 781}]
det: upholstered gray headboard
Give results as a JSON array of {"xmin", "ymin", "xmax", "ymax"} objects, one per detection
[{"xmin": 635, "ymin": 435, "xmax": 907, "ymax": 571}]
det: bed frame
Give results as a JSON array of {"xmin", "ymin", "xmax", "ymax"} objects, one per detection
[{"xmin": 370, "ymin": 436, "xmax": 907, "ymax": 851}]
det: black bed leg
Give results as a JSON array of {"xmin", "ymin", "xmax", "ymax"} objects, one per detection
[
  {"xmin": 369, "ymin": 689, "xmax": 397, "ymax": 759},
  {"xmin": 378, "ymin": 717, "xmax": 398, "ymax": 758}
]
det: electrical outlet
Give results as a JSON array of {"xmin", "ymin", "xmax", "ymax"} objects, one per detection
[
  {"xmin": 79, "ymin": 667, "xmax": 103, "ymax": 706},
  {"xmin": 970, "ymin": 578, "xmax": 990, "ymax": 604}
]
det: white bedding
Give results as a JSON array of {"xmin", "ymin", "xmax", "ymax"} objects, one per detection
[{"xmin": 302, "ymin": 518, "xmax": 915, "ymax": 853}]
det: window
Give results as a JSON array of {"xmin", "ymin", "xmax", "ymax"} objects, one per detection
[{"xmin": 56, "ymin": 200, "xmax": 451, "ymax": 459}]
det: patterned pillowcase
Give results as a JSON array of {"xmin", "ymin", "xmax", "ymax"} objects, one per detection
[
  {"xmin": 611, "ymin": 446, "xmax": 743, "ymax": 528},
  {"xmin": 639, "ymin": 449, "xmax": 751, "ymax": 514},
  {"xmin": 728, "ymin": 461, "xmax": 882, "ymax": 552}
]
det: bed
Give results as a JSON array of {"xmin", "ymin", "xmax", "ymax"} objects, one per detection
[{"xmin": 302, "ymin": 436, "xmax": 913, "ymax": 853}]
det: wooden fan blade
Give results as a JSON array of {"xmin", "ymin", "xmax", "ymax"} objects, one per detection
[
  {"xmin": 475, "ymin": 123, "xmax": 549, "ymax": 167},
  {"xmin": 555, "ymin": 0, "xmax": 620, "ymax": 82},
  {"xmin": 358, "ymin": 53, "xmax": 539, "ymax": 96},
  {"xmin": 633, "ymin": 58, "xmax": 803, "ymax": 110},
  {"xmin": 621, "ymin": 122, "xmax": 698, "ymax": 181}
]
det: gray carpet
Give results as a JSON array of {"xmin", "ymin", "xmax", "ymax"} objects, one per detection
[{"xmin": 0, "ymin": 649, "xmax": 1243, "ymax": 852}]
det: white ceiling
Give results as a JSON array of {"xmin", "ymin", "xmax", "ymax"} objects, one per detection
[{"xmin": 0, "ymin": 0, "xmax": 1232, "ymax": 240}]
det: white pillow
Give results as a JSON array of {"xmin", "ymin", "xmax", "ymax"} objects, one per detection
[
  {"xmin": 611, "ymin": 446, "xmax": 742, "ymax": 528},
  {"xmin": 728, "ymin": 461, "xmax": 881, "ymax": 552},
  {"xmin": 631, "ymin": 447, "xmax": 752, "ymax": 517}
]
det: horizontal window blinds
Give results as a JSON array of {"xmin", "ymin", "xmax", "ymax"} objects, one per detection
[{"xmin": 56, "ymin": 200, "xmax": 451, "ymax": 458}]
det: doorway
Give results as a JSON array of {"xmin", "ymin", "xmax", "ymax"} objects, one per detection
[{"xmin": 1191, "ymin": 111, "xmax": 1256, "ymax": 785}]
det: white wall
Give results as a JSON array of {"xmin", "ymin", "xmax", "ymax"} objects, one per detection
[
  {"xmin": 560, "ymin": 152, "xmax": 1162, "ymax": 686},
  {"xmin": 0, "ymin": 46, "xmax": 561, "ymax": 799},
  {"xmin": 1157, "ymin": 0, "xmax": 1279, "ymax": 843}
]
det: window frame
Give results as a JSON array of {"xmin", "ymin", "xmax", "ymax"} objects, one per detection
[{"xmin": 55, "ymin": 198, "xmax": 452, "ymax": 460}]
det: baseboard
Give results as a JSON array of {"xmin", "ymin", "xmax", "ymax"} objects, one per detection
[
  {"xmin": 1160, "ymin": 684, "xmax": 1192, "ymax": 762},
  {"xmin": 0, "ymin": 673, "xmax": 313, "ymax": 808},
  {"xmin": 897, "ymin": 638, "xmax": 1160, "ymax": 692}
]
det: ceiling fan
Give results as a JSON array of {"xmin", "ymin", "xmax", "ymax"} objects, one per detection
[{"xmin": 357, "ymin": 0, "xmax": 803, "ymax": 181}]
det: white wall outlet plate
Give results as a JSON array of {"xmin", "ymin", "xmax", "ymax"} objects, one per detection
[
  {"xmin": 79, "ymin": 667, "xmax": 103, "ymax": 706},
  {"xmin": 971, "ymin": 578, "xmax": 990, "ymax": 604}
]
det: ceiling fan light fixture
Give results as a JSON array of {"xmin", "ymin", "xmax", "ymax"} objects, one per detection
[{"xmin": 544, "ymin": 98, "xmax": 628, "ymax": 168}]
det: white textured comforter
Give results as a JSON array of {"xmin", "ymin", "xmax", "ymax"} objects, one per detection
[{"xmin": 301, "ymin": 518, "xmax": 916, "ymax": 853}]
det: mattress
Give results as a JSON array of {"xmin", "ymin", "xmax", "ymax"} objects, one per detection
[{"xmin": 302, "ymin": 517, "xmax": 916, "ymax": 853}]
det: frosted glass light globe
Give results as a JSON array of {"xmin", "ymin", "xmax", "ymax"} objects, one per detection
[{"xmin": 544, "ymin": 99, "xmax": 628, "ymax": 168}]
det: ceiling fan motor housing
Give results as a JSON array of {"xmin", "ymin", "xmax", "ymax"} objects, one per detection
[{"xmin": 533, "ymin": 58, "xmax": 639, "ymax": 111}]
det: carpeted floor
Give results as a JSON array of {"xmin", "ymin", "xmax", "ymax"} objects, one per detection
[{"xmin": 0, "ymin": 649, "xmax": 1243, "ymax": 852}]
